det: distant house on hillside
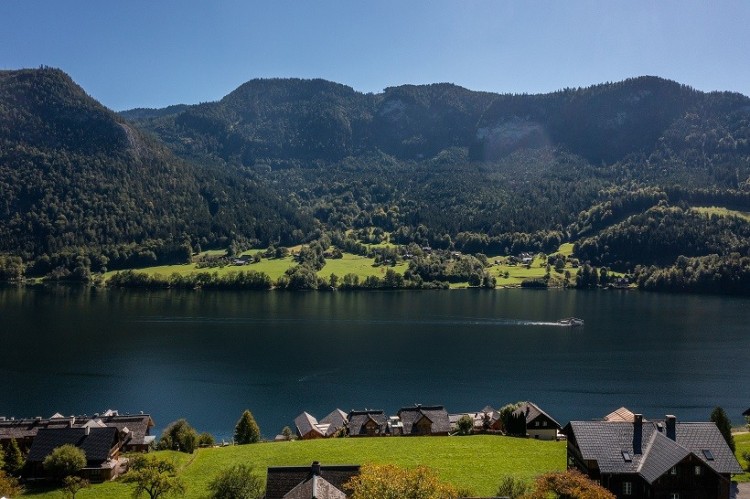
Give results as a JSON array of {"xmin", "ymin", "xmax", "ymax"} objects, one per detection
[
  {"xmin": 26, "ymin": 426, "xmax": 125, "ymax": 481},
  {"xmin": 294, "ymin": 409, "xmax": 348, "ymax": 440},
  {"xmin": 602, "ymin": 406, "xmax": 643, "ymax": 423},
  {"xmin": 511, "ymin": 401, "xmax": 561, "ymax": 440},
  {"xmin": 265, "ymin": 461, "xmax": 360, "ymax": 499},
  {"xmin": 397, "ymin": 405, "xmax": 450, "ymax": 436},
  {"xmin": 449, "ymin": 405, "xmax": 502, "ymax": 433},
  {"xmin": 346, "ymin": 410, "xmax": 388, "ymax": 437},
  {"xmin": 564, "ymin": 414, "xmax": 743, "ymax": 499}
]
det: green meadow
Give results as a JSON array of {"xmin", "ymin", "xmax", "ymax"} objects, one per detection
[{"xmin": 21, "ymin": 435, "xmax": 565, "ymax": 498}]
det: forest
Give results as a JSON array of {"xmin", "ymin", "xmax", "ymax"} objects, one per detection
[{"xmin": 2, "ymin": 67, "xmax": 750, "ymax": 294}]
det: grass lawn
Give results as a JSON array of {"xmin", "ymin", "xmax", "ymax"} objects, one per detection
[
  {"xmin": 22, "ymin": 436, "xmax": 565, "ymax": 498},
  {"xmin": 734, "ymin": 432, "xmax": 750, "ymax": 483},
  {"xmin": 317, "ymin": 254, "xmax": 408, "ymax": 280}
]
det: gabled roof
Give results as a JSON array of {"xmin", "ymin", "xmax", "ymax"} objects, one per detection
[
  {"xmin": 265, "ymin": 463, "xmax": 360, "ymax": 499},
  {"xmin": 347, "ymin": 410, "xmax": 387, "ymax": 436},
  {"xmin": 27, "ymin": 427, "xmax": 119, "ymax": 465},
  {"xmin": 513, "ymin": 401, "xmax": 561, "ymax": 429},
  {"xmin": 294, "ymin": 412, "xmax": 323, "ymax": 438},
  {"xmin": 319, "ymin": 409, "xmax": 348, "ymax": 437},
  {"xmin": 566, "ymin": 420, "xmax": 743, "ymax": 484},
  {"xmin": 398, "ymin": 405, "xmax": 451, "ymax": 435},
  {"xmin": 283, "ymin": 474, "xmax": 347, "ymax": 499},
  {"xmin": 481, "ymin": 405, "xmax": 500, "ymax": 422},
  {"xmin": 603, "ymin": 407, "xmax": 643, "ymax": 423}
]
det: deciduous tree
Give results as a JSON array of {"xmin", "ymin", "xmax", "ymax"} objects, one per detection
[
  {"xmin": 207, "ymin": 464, "xmax": 264, "ymax": 499},
  {"xmin": 42, "ymin": 444, "xmax": 86, "ymax": 481},
  {"xmin": 123, "ymin": 455, "xmax": 185, "ymax": 499},
  {"xmin": 345, "ymin": 463, "xmax": 459, "ymax": 499}
]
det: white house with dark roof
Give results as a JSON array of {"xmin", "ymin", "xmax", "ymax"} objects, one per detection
[
  {"xmin": 564, "ymin": 413, "xmax": 743, "ymax": 499},
  {"xmin": 512, "ymin": 401, "xmax": 561, "ymax": 440}
]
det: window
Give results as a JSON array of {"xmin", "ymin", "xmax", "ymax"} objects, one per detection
[
  {"xmin": 670, "ymin": 466, "xmax": 677, "ymax": 475},
  {"xmin": 542, "ymin": 420, "xmax": 548, "ymax": 427},
  {"xmin": 669, "ymin": 493, "xmax": 680, "ymax": 499},
  {"xmin": 694, "ymin": 465, "xmax": 702, "ymax": 475},
  {"xmin": 622, "ymin": 450, "xmax": 632, "ymax": 462},
  {"xmin": 623, "ymin": 481, "xmax": 632, "ymax": 495},
  {"xmin": 702, "ymin": 449, "xmax": 715, "ymax": 461},
  {"xmin": 535, "ymin": 421, "xmax": 540, "ymax": 427}
]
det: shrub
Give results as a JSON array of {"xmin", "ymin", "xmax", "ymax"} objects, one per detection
[
  {"xmin": 43, "ymin": 444, "xmax": 86, "ymax": 481},
  {"xmin": 198, "ymin": 432, "xmax": 216, "ymax": 447},
  {"xmin": 496, "ymin": 475, "xmax": 530, "ymax": 499},
  {"xmin": 207, "ymin": 464, "xmax": 264, "ymax": 499},
  {"xmin": 158, "ymin": 419, "xmax": 198, "ymax": 453},
  {"xmin": 456, "ymin": 415, "xmax": 474, "ymax": 435}
]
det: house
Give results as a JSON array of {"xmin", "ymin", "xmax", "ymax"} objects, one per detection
[
  {"xmin": 564, "ymin": 414, "xmax": 743, "ymax": 499},
  {"xmin": 0, "ymin": 410, "xmax": 154, "ymax": 452},
  {"xmin": 511, "ymin": 401, "xmax": 561, "ymax": 440},
  {"xmin": 603, "ymin": 407, "xmax": 643, "ymax": 423},
  {"xmin": 294, "ymin": 409, "xmax": 348, "ymax": 440},
  {"xmin": 26, "ymin": 426, "xmax": 124, "ymax": 482},
  {"xmin": 397, "ymin": 405, "xmax": 451, "ymax": 436},
  {"xmin": 265, "ymin": 461, "xmax": 360, "ymax": 498},
  {"xmin": 346, "ymin": 410, "xmax": 389, "ymax": 437},
  {"xmin": 449, "ymin": 405, "xmax": 502, "ymax": 433}
]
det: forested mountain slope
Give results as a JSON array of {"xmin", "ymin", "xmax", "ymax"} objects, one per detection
[{"xmin": 0, "ymin": 68, "xmax": 313, "ymax": 278}]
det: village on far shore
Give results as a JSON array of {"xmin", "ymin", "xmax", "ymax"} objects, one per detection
[{"xmin": 1, "ymin": 402, "xmax": 747, "ymax": 499}]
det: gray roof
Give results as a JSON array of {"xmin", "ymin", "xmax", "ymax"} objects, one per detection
[
  {"xmin": 294, "ymin": 412, "xmax": 322, "ymax": 438},
  {"xmin": 513, "ymin": 401, "xmax": 561, "ymax": 429},
  {"xmin": 265, "ymin": 463, "xmax": 360, "ymax": 499},
  {"xmin": 398, "ymin": 405, "xmax": 451, "ymax": 435},
  {"xmin": 347, "ymin": 410, "xmax": 387, "ymax": 436},
  {"xmin": 319, "ymin": 409, "xmax": 348, "ymax": 437},
  {"xmin": 283, "ymin": 474, "xmax": 347, "ymax": 499},
  {"xmin": 27, "ymin": 427, "xmax": 119, "ymax": 465},
  {"xmin": 566, "ymin": 420, "xmax": 743, "ymax": 483}
]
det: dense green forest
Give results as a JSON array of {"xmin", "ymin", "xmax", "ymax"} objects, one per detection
[{"xmin": 2, "ymin": 68, "xmax": 750, "ymax": 294}]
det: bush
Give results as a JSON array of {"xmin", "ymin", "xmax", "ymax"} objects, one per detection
[
  {"xmin": 198, "ymin": 432, "xmax": 216, "ymax": 447},
  {"xmin": 496, "ymin": 475, "xmax": 530, "ymax": 499},
  {"xmin": 158, "ymin": 419, "xmax": 198, "ymax": 453},
  {"xmin": 43, "ymin": 444, "xmax": 86, "ymax": 481},
  {"xmin": 456, "ymin": 415, "xmax": 474, "ymax": 436},
  {"xmin": 208, "ymin": 464, "xmax": 264, "ymax": 499},
  {"xmin": 0, "ymin": 469, "xmax": 23, "ymax": 497},
  {"xmin": 63, "ymin": 475, "xmax": 90, "ymax": 498},
  {"xmin": 345, "ymin": 463, "xmax": 459, "ymax": 499}
]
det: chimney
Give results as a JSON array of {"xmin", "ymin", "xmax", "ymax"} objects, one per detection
[
  {"xmin": 311, "ymin": 461, "xmax": 321, "ymax": 476},
  {"xmin": 633, "ymin": 414, "xmax": 643, "ymax": 454},
  {"xmin": 85, "ymin": 426, "xmax": 90, "ymax": 436},
  {"xmin": 666, "ymin": 415, "xmax": 676, "ymax": 441}
]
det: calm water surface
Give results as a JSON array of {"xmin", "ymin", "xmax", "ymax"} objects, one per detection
[{"xmin": 1, "ymin": 286, "xmax": 748, "ymax": 440}]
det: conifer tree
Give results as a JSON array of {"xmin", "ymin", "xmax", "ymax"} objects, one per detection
[
  {"xmin": 710, "ymin": 406, "xmax": 735, "ymax": 452},
  {"xmin": 234, "ymin": 410, "xmax": 261, "ymax": 444}
]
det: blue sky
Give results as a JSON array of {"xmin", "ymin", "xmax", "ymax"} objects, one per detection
[{"xmin": 1, "ymin": 1, "xmax": 748, "ymax": 110}]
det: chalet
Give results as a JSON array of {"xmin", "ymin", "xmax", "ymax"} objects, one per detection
[
  {"xmin": 26, "ymin": 426, "xmax": 125, "ymax": 482},
  {"xmin": 512, "ymin": 401, "xmax": 561, "ymax": 440},
  {"xmin": 294, "ymin": 409, "xmax": 348, "ymax": 440},
  {"xmin": 346, "ymin": 410, "xmax": 389, "ymax": 437},
  {"xmin": 564, "ymin": 414, "xmax": 743, "ymax": 499},
  {"xmin": 265, "ymin": 461, "xmax": 360, "ymax": 499},
  {"xmin": 0, "ymin": 410, "xmax": 155, "ymax": 453},
  {"xmin": 449, "ymin": 405, "xmax": 502, "ymax": 433},
  {"xmin": 397, "ymin": 405, "xmax": 451, "ymax": 436}
]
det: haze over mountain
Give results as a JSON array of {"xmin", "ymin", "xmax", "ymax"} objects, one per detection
[{"xmin": 2, "ymin": 67, "xmax": 750, "ymax": 291}]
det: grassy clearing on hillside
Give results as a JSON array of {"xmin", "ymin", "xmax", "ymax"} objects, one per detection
[
  {"xmin": 735, "ymin": 432, "xmax": 750, "ymax": 483},
  {"xmin": 22, "ymin": 436, "xmax": 565, "ymax": 498},
  {"xmin": 691, "ymin": 206, "xmax": 750, "ymax": 222},
  {"xmin": 317, "ymin": 254, "xmax": 408, "ymax": 280}
]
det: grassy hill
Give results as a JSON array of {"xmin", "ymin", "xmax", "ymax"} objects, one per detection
[{"xmin": 21, "ymin": 435, "xmax": 565, "ymax": 498}]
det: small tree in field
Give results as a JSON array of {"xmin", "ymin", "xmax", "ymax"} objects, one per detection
[
  {"xmin": 281, "ymin": 426, "xmax": 293, "ymax": 440},
  {"xmin": 43, "ymin": 444, "xmax": 86, "ymax": 481},
  {"xmin": 456, "ymin": 415, "xmax": 474, "ymax": 435},
  {"xmin": 234, "ymin": 410, "xmax": 261, "ymax": 444},
  {"xmin": 63, "ymin": 475, "xmax": 90, "ymax": 498},
  {"xmin": 124, "ymin": 455, "xmax": 185, "ymax": 499},
  {"xmin": 4, "ymin": 437, "xmax": 25, "ymax": 474},
  {"xmin": 207, "ymin": 464, "xmax": 264, "ymax": 499},
  {"xmin": 158, "ymin": 419, "xmax": 198, "ymax": 453},
  {"xmin": 198, "ymin": 432, "xmax": 216, "ymax": 448},
  {"xmin": 710, "ymin": 406, "xmax": 735, "ymax": 452}
]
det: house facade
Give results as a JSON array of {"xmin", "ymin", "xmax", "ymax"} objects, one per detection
[
  {"xmin": 346, "ymin": 410, "xmax": 388, "ymax": 437},
  {"xmin": 397, "ymin": 405, "xmax": 450, "ymax": 436},
  {"xmin": 564, "ymin": 414, "xmax": 743, "ymax": 499},
  {"xmin": 512, "ymin": 401, "xmax": 561, "ymax": 440}
]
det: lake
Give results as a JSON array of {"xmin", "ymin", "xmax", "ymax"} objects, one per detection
[{"xmin": 1, "ymin": 286, "xmax": 748, "ymax": 440}]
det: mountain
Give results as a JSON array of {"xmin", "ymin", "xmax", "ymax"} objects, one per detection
[
  {"xmin": 3, "ymin": 68, "xmax": 750, "ymax": 285},
  {"xmin": 0, "ymin": 68, "xmax": 313, "ymax": 278}
]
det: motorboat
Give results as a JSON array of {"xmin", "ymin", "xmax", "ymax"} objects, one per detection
[{"xmin": 558, "ymin": 317, "xmax": 584, "ymax": 327}]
